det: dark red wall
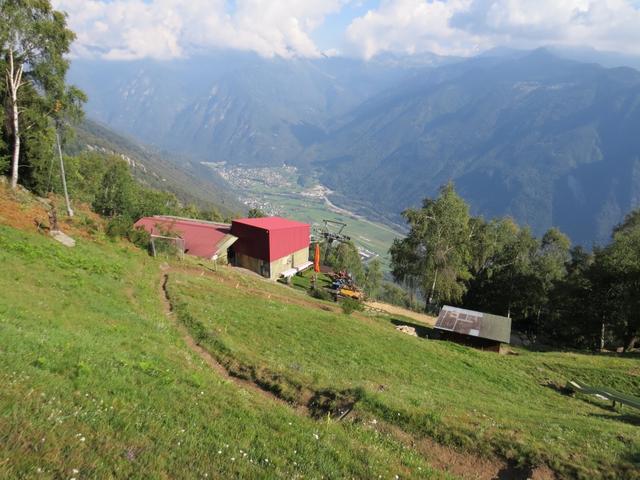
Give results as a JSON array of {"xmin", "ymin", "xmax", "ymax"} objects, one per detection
[{"xmin": 231, "ymin": 220, "xmax": 309, "ymax": 262}]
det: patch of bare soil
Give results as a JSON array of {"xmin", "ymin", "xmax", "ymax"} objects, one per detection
[
  {"xmin": 0, "ymin": 183, "xmax": 103, "ymax": 240},
  {"xmin": 0, "ymin": 185, "xmax": 49, "ymax": 231},
  {"xmin": 380, "ymin": 424, "xmax": 556, "ymax": 480},
  {"xmin": 366, "ymin": 301, "xmax": 437, "ymax": 326}
]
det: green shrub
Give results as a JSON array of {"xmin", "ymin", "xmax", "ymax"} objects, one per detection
[
  {"xmin": 309, "ymin": 286, "xmax": 333, "ymax": 301},
  {"xmin": 127, "ymin": 225, "xmax": 151, "ymax": 249},
  {"xmin": 341, "ymin": 298, "xmax": 364, "ymax": 315},
  {"xmin": 105, "ymin": 216, "xmax": 133, "ymax": 239}
]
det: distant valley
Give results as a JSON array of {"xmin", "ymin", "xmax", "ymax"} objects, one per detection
[{"xmin": 70, "ymin": 48, "xmax": 640, "ymax": 246}]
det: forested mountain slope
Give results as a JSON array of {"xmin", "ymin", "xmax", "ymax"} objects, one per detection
[
  {"xmin": 68, "ymin": 119, "xmax": 242, "ymax": 215},
  {"xmin": 314, "ymin": 50, "xmax": 640, "ymax": 245}
]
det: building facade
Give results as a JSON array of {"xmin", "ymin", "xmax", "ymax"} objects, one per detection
[{"xmin": 230, "ymin": 217, "xmax": 310, "ymax": 280}]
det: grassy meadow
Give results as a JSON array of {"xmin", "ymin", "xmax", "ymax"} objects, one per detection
[
  {"xmin": 0, "ymin": 224, "xmax": 442, "ymax": 479},
  {"xmin": 167, "ymin": 268, "xmax": 640, "ymax": 480},
  {"xmin": 1, "ymin": 185, "xmax": 639, "ymax": 480}
]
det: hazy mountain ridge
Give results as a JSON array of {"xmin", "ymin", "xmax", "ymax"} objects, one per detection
[
  {"xmin": 315, "ymin": 50, "xmax": 640, "ymax": 244},
  {"xmin": 69, "ymin": 49, "xmax": 640, "ymax": 245},
  {"xmin": 67, "ymin": 119, "xmax": 243, "ymax": 215},
  {"xmin": 70, "ymin": 52, "xmax": 431, "ymax": 166}
]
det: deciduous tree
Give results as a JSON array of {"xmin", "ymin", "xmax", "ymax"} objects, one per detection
[
  {"xmin": 1, "ymin": 0, "xmax": 83, "ymax": 189},
  {"xmin": 390, "ymin": 183, "xmax": 472, "ymax": 309}
]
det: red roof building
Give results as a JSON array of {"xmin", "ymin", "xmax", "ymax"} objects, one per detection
[
  {"xmin": 230, "ymin": 217, "xmax": 311, "ymax": 279},
  {"xmin": 134, "ymin": 216, "xmax": 237, "ymax": 260}
]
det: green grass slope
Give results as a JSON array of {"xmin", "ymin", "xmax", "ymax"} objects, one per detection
[
  {"xmin": 0, "ymin": 224, "xmax": 441, "ymax": 479},
  {"xmin": 168, "ymin": 269, "xmax": 640, "ymax": 479}
]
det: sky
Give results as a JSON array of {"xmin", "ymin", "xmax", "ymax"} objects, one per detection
[{"xmin": 51, "ymin": 0, "xmax": 640, "ymax": 61}]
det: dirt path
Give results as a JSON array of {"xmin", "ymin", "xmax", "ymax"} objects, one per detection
[
  {"xmin": 159, "ymin": 266, "xmax": 554, "ymax": 480},
  {"xmin": 366, "ymin": 301, "xmax": 437, "ymax": 326},
  {"xmin": 159, "ymin": 269, "xmax": 303, "ymax": 412}
]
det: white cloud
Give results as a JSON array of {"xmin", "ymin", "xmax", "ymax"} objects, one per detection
[
  {"xmin": 345, "ymin": 0, "xmax": 640, "ymax": 58},
  {"xmin": 52, "ymin": 0, "xmax": 344, "ymax": 60},
  {"xmin": 53, "ymin": 0, "xmax": 640, "ymax": 61}
]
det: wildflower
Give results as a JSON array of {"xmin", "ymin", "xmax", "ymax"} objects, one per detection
[
  {"xmin": 231, "ymin": 457, "xmax": 235, "ymax": 462},
  {"xmin": 313, "ymin": 433, "xmax": 319, "ymax": 440},
  {"xmin": 72, "ymin": 469, "xmax": 79, "ymax": 474},
  {"xmin": 80, "ymin": 437, "xmax": 86, "ymax": 442},
  {"xmin": 218, "ymin": 450, "xmax": 222, "ymax": 454}
]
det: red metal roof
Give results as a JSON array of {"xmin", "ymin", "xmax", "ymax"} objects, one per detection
[
  {"xmin": 232, "ymin": 217, "xmax": 310, "ymax": 230},
  {"xmin": 134, "ymin": 216, "xmax": 232, "ymax": 259},
  {"xmin": 231, "ymin": 217, "xmax": 310, "ymax": 262}
]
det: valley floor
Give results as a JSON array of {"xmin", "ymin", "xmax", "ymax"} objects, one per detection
[{"xmin": 1, "ymin": 186, "xmax": 639, "ymax": 479}]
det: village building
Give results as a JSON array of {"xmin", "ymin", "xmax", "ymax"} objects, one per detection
[
  {"xmin": 434, "ymin": 305, "xmax": 512, "ymax": 352},
  {"xmin": 230, "ymin": 217, "xmax": 312, "ymax": 280}
]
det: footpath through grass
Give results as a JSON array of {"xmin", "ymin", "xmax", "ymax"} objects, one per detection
[
  {"xmin": 168, "ymin": 268, "xmax": 640, "ymax": 480},
  {"xmin": 0, "ymin": 224, "xmax": 443, "ymax": 479}
]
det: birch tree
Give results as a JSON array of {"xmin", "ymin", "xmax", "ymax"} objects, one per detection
[
  {"xmin": 390, "ymin": 183, "xmax": 472, "ymax": 309},
  {"xmin": 1, "ymin": 0, "xmax": 81, "ymax": 189}
]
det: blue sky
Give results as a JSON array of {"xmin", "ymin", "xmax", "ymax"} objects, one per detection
[
  {"xmin": 312, "ymin": 1, "xmax": 379, "ymax": 52},
  {"xmin": 52, "ymin": 0, "xmax": 640, "ymax": 61}
]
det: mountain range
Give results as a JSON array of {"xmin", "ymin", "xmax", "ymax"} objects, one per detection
[{"xmin": 69, "ymin": 48, "xmax": 640, "ymax": 245}]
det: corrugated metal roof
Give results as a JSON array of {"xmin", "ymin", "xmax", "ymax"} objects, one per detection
[
  {"xmin": 134, "ymin": 216, "xmax": 235, "ymax": 259},
  {"xmin": 435, "ymin": 305, "xmax": 511, "ymax": 344}
]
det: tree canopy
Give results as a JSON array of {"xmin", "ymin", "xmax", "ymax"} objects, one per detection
[
  {"xmin": 1, "ymin": 0, "xmax": 85, "ymax": 190},
  {"xmin": 390, "ymin": 182, "xmax": 640, "ymax": 351},
  {"xmin": 390, "ymin": 183, "xmax": 472, "ymax": 309}
]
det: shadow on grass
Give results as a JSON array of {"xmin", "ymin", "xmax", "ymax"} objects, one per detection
[
  {"xmin": 589, "ymin": 412, "xmax": 640, "ymax": 427},
  {"xmin": 495, "ymin": 460, "xmax": 537, "ymax": 480},
  {"xmin": 540, "ymin": 380, "xmax": 575, "ymax": 396},
  {"xmin": 389, "ymin": 318, "xmax": 434, "ymax": 338}
]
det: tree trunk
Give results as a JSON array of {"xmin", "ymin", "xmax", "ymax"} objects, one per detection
[
  {"xmin": 428, "ymin": 268, "xmax": 438, "ymax": 306},
  {"xmin": 599, "ymin": 320, "xmax": 605, "ymax": 351},
  {"xmin": 7, "ymin": 50, "xmax": 23, "ymax": 190},
  {"xmin": 625, "ymin": 335, "xmax": 638, "ymax": 352},
  {"xmin": 56, "ymin": 130, "xmax": 74, "ymax": 217}
]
